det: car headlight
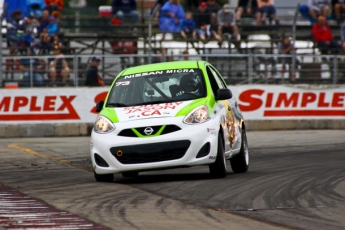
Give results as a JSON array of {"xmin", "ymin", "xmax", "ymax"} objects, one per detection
[
  {"xmin": 183, "ymin": 106, "xmax": 210, "ymax": 124},
  {"xmin": 94, "ymin": 116, "xmax": 115, "ymax": 134}
]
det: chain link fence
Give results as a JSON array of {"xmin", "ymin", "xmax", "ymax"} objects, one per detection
[{"xmin": 2, "ymin": 53, "xmax": 345, "ymax": 88}]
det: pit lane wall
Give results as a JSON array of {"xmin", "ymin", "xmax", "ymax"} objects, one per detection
[{"xmin": 1, "ymin": 85, "xmax": 345, "ymax": 138}]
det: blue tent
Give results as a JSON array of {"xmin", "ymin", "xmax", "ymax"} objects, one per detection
[{"xmin": 4, "ymin": 0, "xmax": 29, "ymax": 20}]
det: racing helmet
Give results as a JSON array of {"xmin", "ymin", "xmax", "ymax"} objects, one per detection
[{"xmin": 180, "ymin": 74, "xmax": 199, "ymax": 93}]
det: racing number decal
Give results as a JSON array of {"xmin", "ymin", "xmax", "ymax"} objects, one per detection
[
  {"xmin": 115, "ymin": 81, "xmax": 130, "ymax": 86},
  {"xmin": 221, "ymin": 101, "xmax": 235, "ymax": 148}
]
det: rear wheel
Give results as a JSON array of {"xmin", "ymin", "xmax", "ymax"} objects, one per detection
[
  {"xmin": 230, "ymin": 128, "xmax": 249, "ymax": 173},
  {"xmin": 94, "ymin": 170, "xmax": 114, "ymax": 182},
  {"xmin": 122, "ymin": 171, "xmax": 139, "ymax": 178},
  {"xmin": 209, "ymin": 134, "xmax": 227, "ymax": 178}
]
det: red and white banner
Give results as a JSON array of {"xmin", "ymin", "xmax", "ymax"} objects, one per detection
[
  {"xmin": 0, "ymin": 85, "xmax": 344, "ymax": 123},
  {"xmin": 231, "ymin": 85, "xmax": 345, "ymax": 120}
]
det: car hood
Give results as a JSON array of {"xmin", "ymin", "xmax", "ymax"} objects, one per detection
[{"xmin": 114, "ymin": 101, "xmax": 192, "ymax": 122}]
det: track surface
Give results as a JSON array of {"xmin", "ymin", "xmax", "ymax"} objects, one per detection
[{"xmin": 0, "ymin": 130, "xmax": 344, "ymax": 230}]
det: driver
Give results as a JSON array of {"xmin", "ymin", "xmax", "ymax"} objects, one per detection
[{"xmin": 179, "ymin": 74, "xmax": 200, "ymax": 95}]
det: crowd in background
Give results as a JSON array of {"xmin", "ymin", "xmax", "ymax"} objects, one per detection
[
  {"xmin": 5, "ymin": 0, "xmax": 64, "ymax": 56},
  {"xmin": 4, "ymin": 0, "xmax": 345, "ymax": 87}
]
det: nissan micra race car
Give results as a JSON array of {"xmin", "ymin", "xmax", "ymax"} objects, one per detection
[{"xmin": 91, "ymin": 60, "xmax": 249, "ymax": 182}]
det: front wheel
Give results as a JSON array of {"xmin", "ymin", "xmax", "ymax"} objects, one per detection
[
  {"xmin": 94, "ymin": 170, "xmax": 114, "ymax": 182},
  {"xmin": 230, "ymin": 128, "xmax": 249, "ymax": 173},
  {"xmin": 209, "ymin": 134, "xmax": 227, "ymax": 178}
]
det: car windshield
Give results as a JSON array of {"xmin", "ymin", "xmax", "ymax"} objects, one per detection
[{"xmin": 106, "ymin": 68, "xmax": 206, "ymax": 107}]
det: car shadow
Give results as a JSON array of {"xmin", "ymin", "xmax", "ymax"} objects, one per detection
[{"xmin": 114, "ymin": 171, "xmax": 234, "ymax": 184}]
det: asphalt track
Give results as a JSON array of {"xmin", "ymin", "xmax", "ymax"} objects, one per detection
[{"xmin": 0, "ymin": 130, "xmax": 344, "ymax": 230}]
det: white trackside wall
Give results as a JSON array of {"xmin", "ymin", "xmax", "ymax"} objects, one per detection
[{"xmin": 0, "ymin": 85, "xmax": 345, "ymax": 124}]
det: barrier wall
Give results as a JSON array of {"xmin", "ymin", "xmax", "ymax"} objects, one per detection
[{"xmin": 1, "ymin": 85, "xmax": 345, "ymax": 137}]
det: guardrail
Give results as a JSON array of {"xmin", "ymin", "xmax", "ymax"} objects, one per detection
[{"xmin": 1, "ymin": 53, "xmax": 345, "ymax": 88}]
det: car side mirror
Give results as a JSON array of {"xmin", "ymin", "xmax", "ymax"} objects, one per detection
[
  {"xmin": 216, "ymin": 88, "xmax": 232, "ymax": 100},
  {"xmin": 95, "ymin": 100, "xmax": 104, "ymax": 113}
]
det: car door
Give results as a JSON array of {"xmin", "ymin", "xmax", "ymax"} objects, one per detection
[
  {"xmin": 207, "ymin": 65, "xmax": 242, "ymax": 155},
  {"xmin": 205, "ymin": 65, "xmax": 232, "ymax": 156}
]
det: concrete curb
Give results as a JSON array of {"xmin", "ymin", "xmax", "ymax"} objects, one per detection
[{"xmin": 1, "ymin": 120, "xmax": 344, "ymax": 138}]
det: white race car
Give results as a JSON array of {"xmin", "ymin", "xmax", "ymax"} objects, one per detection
[{"xmin": 91, "ymin": 60, "xmax": 249, "ymax": 181}]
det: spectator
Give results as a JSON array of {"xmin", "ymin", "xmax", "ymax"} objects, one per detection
[
  {"xmin": 37, "ymin": 15, "xmax": 58, "ymax": 53},
  {"xmin": 46, "ymin": 16, "xmax": 59, "ymax": 36},
  {"xmin": 198, "ymin": 21, "xmax": 222, "ymax": 44},
  {"xmin": 111, "ymin": 0, "xmax": 139, "ymax": 25},
  {"xmin": 159, "ymin": 0, "xmax": 185, "ymax": 33},
  {"xmin": 180, "ymin": 11, "xmax": 197, "ymax": 40},
  {"xmin": 308, "ymin": 0, "xmax": 330, "ymax": 22},
  {"xmin": 39, "ymin": 28, "xmax": 52, "ymax": 54},
  {"xmin": 217, "ymin": 4, "xmax": 239, "ymax": 41},
  {"xmin": 194, "ymin": 2, "xmax": 211, "ymax": 41},
  {"xmin": 6, "ymin": 10, "xmax": 27, "ymax": 55},
  {"xmin": 48, "ymin": 44, "xmax": 70, "ymax": 86},
  {"xmin": 19, "ymin": 47, "xmax": 44, "ymax": 87},
  {"xmin": 257, "ymin": 0, "xmax": 279, "ymax": 25},
  {"xmin": 206, "ymin": 0, "xmax": 221, "ymax": 14},
  {"xmin": 332, "ymin": 0, "xmax": 345, "ymax": 24},
  {"xmin": 150, "ymin": 0, "xmax": 169, "ymax": 19},
  {"xmin": 236, "ymin": 0, "xmax": 260, "ymax": 25},
  {"xmin": 312, "ymin": 15, "xmax": 340, "ymax": 56},
  {"xmin": 37, "ymin": 9, "xmax": 50, "ymax": 34},
  {"xmin": 85, "ymin": 56, "xmax": 105, "ymax": 87},
  {"xmin": 278, "ymin": 36, "xmax": 300, "ymax": 82},
  {"xmin": 21, "ymin": 16, "xmax": 40, "ymax": 47}
]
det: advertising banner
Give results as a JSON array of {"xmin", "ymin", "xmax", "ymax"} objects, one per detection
[
  {"xmin": 0, "ymin": 85, "xmax": 344, "ymax": 124},
  {"xmin": 231, "ymin": 85, "xmax": 345, "ymax": 120}
]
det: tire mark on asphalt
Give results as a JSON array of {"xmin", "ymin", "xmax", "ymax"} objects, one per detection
[
  {"xmin": 7, "ymin": 143, "xmax": 299, "ymax": 229},
  {"xmin": 8, "ymin": 144, "xmax": 93, "ymax": 172}
]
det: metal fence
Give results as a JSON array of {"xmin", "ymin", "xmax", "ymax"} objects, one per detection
[{"xmin": 2, "ymin": 52, "xmax": 345, "ymax": 88}]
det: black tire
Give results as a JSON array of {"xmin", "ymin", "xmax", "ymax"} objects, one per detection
[
  {"xmin": 209, "ymin": 134, "xmax": 227, "ymax": 178},
  {"xmin": 94, "ymin": 170, "xmax": 114, "ymax": 182},
  {"xmin": 230, "ymin": 128, "xmax": 249, "ymax": 173},
  {"xmin": 122, "ymin": 171, "xmax": 139, "ymax": 178}
]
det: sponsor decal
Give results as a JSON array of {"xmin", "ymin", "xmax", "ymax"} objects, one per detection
[
  {"xmin": 122, "ymin": 69, "xmax": 195, "ymax": 79},
  {"xmin": 207, "ymin": 128, "xmax": 216, "ymax": 132},
  {"xmin": 115, "ymin": 81, "xmax": 130, "ymax": 86},
  {"xmin": 123, "ymin": 102, "xmax": 183, "ymax": 117},
  {"xmin": 207, "ymin": 128, "xmax": 217, "ymax": 135},
  {"xmin": 209, "ymin": 156, "xmax": 216, "ymax": 160},
  {"xmin": 238, "ymin": 89, "xmax": 345, "ymax": 117},
  {"xmin": 0, "ymin": 95, "xmax": 79, "ymax": 121}
]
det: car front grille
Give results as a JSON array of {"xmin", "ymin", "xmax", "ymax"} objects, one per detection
[
  {"xmin": 118, "ymin": 125, "xmax": 181, "ymax": 137},
  {"xmin": 110, "ymin": 140, "xmax": 190, "ymax": 164}
]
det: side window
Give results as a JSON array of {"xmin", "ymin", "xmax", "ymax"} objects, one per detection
[
  {"xmin": 209, "ymin": 66, "xmax": 227, "ymax": 89},
  {"xmin": 206, "ymin": 66, "xmax": 220, "ymax": 96}
]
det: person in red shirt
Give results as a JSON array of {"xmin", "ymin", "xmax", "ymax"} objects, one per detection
[{"xmin": 312, "ymin": 15, "xmax": 340, "ymax": 55}]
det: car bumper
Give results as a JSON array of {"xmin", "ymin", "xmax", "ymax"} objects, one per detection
[{"xmin": 90, "ymin": 117, "xmax": 220, "ymax": 174}]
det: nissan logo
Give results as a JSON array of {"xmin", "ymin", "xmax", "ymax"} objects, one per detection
[{"xmin": 144, "ymin": 127, "xmax": 154, "ymax": 135}]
